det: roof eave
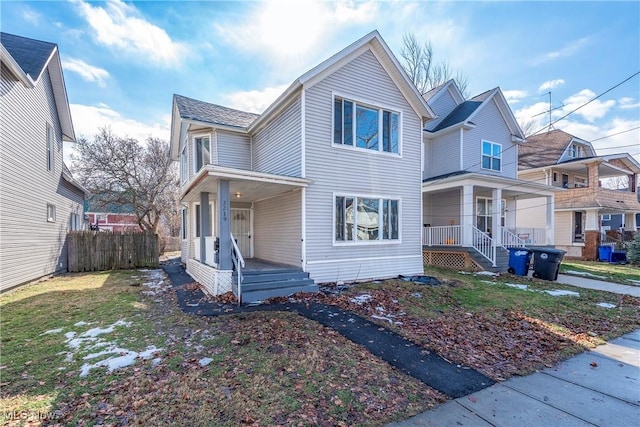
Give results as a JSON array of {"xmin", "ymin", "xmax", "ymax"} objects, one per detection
[
  {"xmin": 0, "ymin": 44, "xmax": 35, "ymax": 88},
  {"xmin": 47, "ymin": 49, "xmax": 76, "ymax": 142}
]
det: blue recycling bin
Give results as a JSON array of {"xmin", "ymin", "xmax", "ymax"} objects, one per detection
[
  {"xmin": 598, "ymin": 245, "xmax": 612, "ymax": 262},
  {"xmin": 610, "ymin": 251, "xmax": 628, "ymax": 264},
  {"xmin": 507, "ymin": 247, "xmax": 532, "ymax": 276}
]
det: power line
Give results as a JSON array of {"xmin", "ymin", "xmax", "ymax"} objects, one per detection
[{"xmin": 590, "ymin": 126, "xmax": 640, "ymax": 143}]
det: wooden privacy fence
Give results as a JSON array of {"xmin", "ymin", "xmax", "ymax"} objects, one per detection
[{"xmin": 68, "ymin": 231, "xmax": 159, "ymax": 272}]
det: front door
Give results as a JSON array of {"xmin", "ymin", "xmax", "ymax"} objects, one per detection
[
  {"xmin": 574, "ymin": 211, "xmax": 584, "ymax": 242},
  {"xmin": 231, "ymin": 208, "xmax": 251, "ymax": 257}
]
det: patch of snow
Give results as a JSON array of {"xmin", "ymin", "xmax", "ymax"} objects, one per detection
[
  {"xmin": 597, "ymin": 302, "xmax": 617, "ymax": 309},
  {"xmin": 79, "ymin": 319, "xmax": 131, "ymax": 338},
  {"xmin": 65, "ymin": 331, "xmax": 77, "ymax": 340},
  {"xmin": 375, "ymin": 306, "xmax": 386, "ymax": 313},
  {"xmin": 505, "ymin": 283, "xmax": 529, "ymax": 291},
  {"xmin": 475, "ymin": 271, "xmax": 498, "ymax": 276},
  {"xmin": 347, "ymin": 318, "xmax": 356, "ymax": 323},
  {"xmin": 564, "ymin": 270, "xmax": 607, "ymax": 279},
  {"xmin": 67, "ymin": 337, "xmax": 97, "ymax": 350},
  {"xmin": 350, "ymin": 294, "xmax": 372, "ymax": 305},
  {"xmin": 371, "ymin": 314, "xmax": 394, "ymax": 324},
  {"xmin": 79, "ymin": 345, "xmax": 162, "ymax": 377},
  {"xmin": 458, "ymin": 271, "xmax": 472, "ymax": 275},
  {"xmin": 544, "ymin": 289, "xmax": 580, "ymax": 297},
  {"xmin": 480, "ymin": 280, "xmax": 495, "ymax": 285},
  {"xmin": 74, "ymin": 321, "xmax": 89, "ymax": 327},
  {"xmin": 628, "ymin": 279, "xmax": 640, "ymax": 285},
  {"xmin": 186, "ymin": 303, "xmax": 199, "ymax": 307},
  {"xmin": 198, "ymin": 357, "xmax": 213, "ymax": 366},
  {"xmin": 83, "ymin": 346, "xmax": 130, "ymax": 360},
  {"xmin": 41, "ymin": 328, "xmax": 64, "ymax": 335},
  {"xmin": 411, "ymin": 292, "xmax": 422, "ymax": 298},
  {"xmin": 139, "ymin": 269, "xmax": 164, "ymax": 281}
]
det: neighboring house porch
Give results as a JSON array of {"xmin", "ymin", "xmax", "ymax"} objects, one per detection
[{"xmin": 422, "ymin": 172, "xmax": 557, "ymax": 270}]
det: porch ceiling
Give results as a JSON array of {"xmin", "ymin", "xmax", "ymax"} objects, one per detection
[
  {"xmin": 555, "ymin": 159, "xmax": 633, "ymax": 178},
  {"xmin": 422, "ymin": 172, "xmax": 559, "ymax": 199},
  {"xmin": 181, "ymin": 165, "xmax": 312, "ymax": 203}
]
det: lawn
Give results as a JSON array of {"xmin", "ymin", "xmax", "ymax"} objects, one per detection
[
  {"xmin": 560, "ymin": 259, "xmax": 640, "ymax": 286},
  {"xmin": 1, "ymin": 264, "xmax": 639, "ymax": 426}
]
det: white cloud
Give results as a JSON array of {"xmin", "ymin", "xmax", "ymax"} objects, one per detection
[
  {"xmin": 538, "ymin": 79, "xmax": 565, "ymax": 92},
  {"xmin": 514, "ymin": 101, "xmax": 550, "ymax": 134},
  {"xmin": 222, "ymin": 84, "xmax": 290, "ymax": 114},
  {"xmin": 558, "ymin": 89, "xmax": 616, "ymax": 123},
  {"xmin": 557, "ymin": 118, "xmax": 640, "ymax": 161},
  {"xmin": 503, "ymin": 90, "xmax": 528, "ymax": 104},
  {"xmin": 532, "ymin": 38, "xmax": 589, "ymax": 65},
  {"xmin": 214, "ymin": 0, "xmax": 377, "ymax": 59},
  {"xmin": 71, "ymin": 0, "xmax": 186, "ymax": 67},
  {"xmin": 62, "ymin": 57, "xmax": 110, "ymax": 87},
  {"xmin": 619, "ymin": 97, "xmax": 640, "ymax": 109},
  {"xmin": 70, "ymin": 103, "xmax": 170, "ymax": 142},
  {"xmin": 22, "ymin": 6, "xmax": 41, "ymax": 25}
]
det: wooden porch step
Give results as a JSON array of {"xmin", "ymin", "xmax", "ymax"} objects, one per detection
[
  {"xmin": 233, "ymin": 269, "xmax": 319, "ymax": 304},
  {"xmin": 241, "ymin": 284, "xmax": 319, "ymax": 304},
  {"xmin": 237, "ymin": 271, "xmax": 310, "ymax": 284}
]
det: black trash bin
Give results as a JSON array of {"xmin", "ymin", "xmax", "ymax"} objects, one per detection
[
  {"xmin": 507, "ymin": 247, "xmax": 532, "ymax": 276},
  {"xmin": 530, "ymin": 248, "xmax": 566, "ymax": 281}
]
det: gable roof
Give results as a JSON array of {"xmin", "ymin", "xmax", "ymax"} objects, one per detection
[
  {"xmin": 1, "ymin": 32, "xmax": 75, "ymax": 142},
  {"xmin": 173, "ymin": 94, "xmax": 259, "ymax": 129},
  {"xmin": 518, "ymin": 129, "xmax": 592, "ymax": 169},
  {"xmin": 249, "ymin": 30, "xmax": 435, "ymax": 133},
  {"xmin": 422, "ymin": 79, "xmax": 465, "ymax": 105},
  {"xmin": 424, "ymin": 86, "xmax": 524, "ymax": 141}
]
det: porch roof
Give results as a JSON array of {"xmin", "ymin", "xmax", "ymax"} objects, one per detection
[
  {"xmin": 422, "ymin": 171, "xmax": 560, "ymax": 199},
  {"xmin": 181, "ymin": 165, "xmax": 312, "ymax": 203}
]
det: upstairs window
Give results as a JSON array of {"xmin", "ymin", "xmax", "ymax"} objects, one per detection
[
  {"xmin": 47, "ymin": 124, "xmax": 54, "ymax": 171},
  {"xmin": 194, "ymin": 136, "xmax": 210, "ymax": 172},
  {"xmin": 481, "ymin": 140, "xmax": 501, "ymax": 171},
  {"xmin": 569, "ymin": 143, "xmax": 585, "ymax": 159},
  {"xmin": 47, "ymin": 203, "xmax": 56, "ymax": 222},
  {"xmin": 180, "ymin": 144, "xmax": 188, "ymax": 183},
  {"xmin": 333, "ymin": 97, "xmax": 399, "ymax": 154}
]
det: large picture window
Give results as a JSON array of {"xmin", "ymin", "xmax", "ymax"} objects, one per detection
[
  {"xmin": 335, "ymin": 195, "xmax": 399, "ymax": 243},
  {"xmin": 194, "ymin": 136, "xmax": 210, "ymax": 172},
  {"xmin": 334, "ymin": 97, "xmax": 399, "ymax": 154},
  {"xmin": 481, "ymin": 140, "xmax": 501, "ymax": 171}
]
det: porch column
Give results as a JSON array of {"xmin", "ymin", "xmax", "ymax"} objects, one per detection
[
  {"xmin": 624, "ymin": 213, "xmax": 636, "ymax": 232},
  {"xmin": 584, "ymin": 209, "xmax": 600, "ymax": 260},
  {"xmin": 462, "ymin": 185, "xmax": 473, "ymax": 246},
  {"xmin": 546, "ymin": 196, "xmax": 555, "ymax": 245},
  {"xmin": 492, "ymin": 188, "xmax": 502, "ymax": 247},
  {"xmin": 200, "ymin": 192, "xmax": 211, "ymax": 262},
  {"xmin": 217, "ymin": 179, "xmax": 232, "ymax": 270}
]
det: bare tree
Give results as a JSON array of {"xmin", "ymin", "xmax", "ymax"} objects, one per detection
[
  {"xmin": 72, "ymin": 127, "xmax": 179, "ymax": 234},
  {"xmin": 400, "ymin": 32, "xmax": 469, "ymax": 97}
]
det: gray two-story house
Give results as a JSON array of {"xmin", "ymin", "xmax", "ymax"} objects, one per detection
[
  {"xmin": 170, "ymin": 31, "xmax": 436, "ymax": 303},
  {"xmin": 0, "ymin": 32, "xmax": 88, "ymax": 291}
]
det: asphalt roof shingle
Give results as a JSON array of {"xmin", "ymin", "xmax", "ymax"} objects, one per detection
[
  {"xmin": 427, "ymin": 100, "xmax": 482, "ymax": 132},
  {"xmin": 518, "ymin": 129, "xmax": 574, "ymax": 169},
  {"xmin": 1, "ymin": 32, "xmax": 56, "ymax": 81},
  {"xmin": 174, "ymin": 94, "xmax": 260, "ymax": 129}
]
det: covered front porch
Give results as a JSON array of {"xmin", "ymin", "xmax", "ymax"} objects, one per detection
[
  {"xmin": 422, "ymin": 172, "xmax": 558, "ymax": 267},
  {"xmin": 181, "ymin": 165, "xmax": 316, "ymax": 301}
]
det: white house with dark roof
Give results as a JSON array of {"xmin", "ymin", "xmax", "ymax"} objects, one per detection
[
  {"xmin": 0, "ymin": 32, "xmax": 88, "ymax": 291},
  {"xmin": 170, "ymin": 31, "xmax": 435, "ymax": 303},
  {"xmin": 420, "ymin": 80, "xmax": 558, "ymax": 270},
  {"xmin": 517, "ymin": 129, "xmax": 640, "ymax": 259}
]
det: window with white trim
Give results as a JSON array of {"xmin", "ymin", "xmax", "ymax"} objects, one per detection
[
  {"xmin": 194, "ymin": 136, "xmax": 210, "ymax": 173},
  {"xmin": 476, "ymin": 197, "xmax": 505, "ymax": 233},
  {"xmin": 47, "ymin": 203, "xmax": 56, "ymax": 222},
  {"xmin": 47, "ymin": 124, "xmax": 54, "ymax": 171},
  {"xmin": 481, "ymin": 140, "xmax": 501, "ymax": 171},
  {"xmin": 180, "ymin": 144, "xmax": 188, "ymax": 183},
  {"xmin": 335, "ymin": 196, "xmax": 399, "ymax": 243},
  {"xmin": 333, "ymin": 97, "xmax": 399, "ymax": 154},
  {"xmin": 181, "ymin": 208, "xmax": 187, "ymax": 240},
  {"xmin": 601, "ymin": 214, "xmax": 611, "ymax": 221}
]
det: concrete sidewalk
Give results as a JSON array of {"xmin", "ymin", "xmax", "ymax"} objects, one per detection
[
  {"xmin": 556, "ymin": 274, "xmax": 640, "ymax": 297},
  {"xmin": 389, "ymin": 275, "xmax": 640, "ymax": 427},
  {"xmin": 388, "ymin": 330, "xmax": 640, "ymax": 427}
]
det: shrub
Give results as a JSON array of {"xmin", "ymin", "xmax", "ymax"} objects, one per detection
[{"xmin": 627, "ymin": 233, "xmax": 640, "ymax": 266}]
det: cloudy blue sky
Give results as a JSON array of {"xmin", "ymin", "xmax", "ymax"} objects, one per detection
[{"xmin": 2, "ymin": 0, "xmax": 639, "ymax": 161}]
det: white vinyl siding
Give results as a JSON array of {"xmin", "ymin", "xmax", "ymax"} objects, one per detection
[
  {"xmin": 303, "ymin": 49, "xmax": 423, "ymax": 283},
  {"xmin": 253, "ymin": 189, "xmax": 301, "ymax": 267},
  {"xmin": 425, "ymin": 88, "xmax": 459, "ymax": 131},
  {"xmin": 1, "ymin": 64, "xmax": 85, "ymax": 291},
  {"xmin": 424, "ymin": 130, "xmax": 460, "ymax": 179},
  {"xmin": 463, "ymin": 99, "xmax": 517, "ymax": 178},
  {"xmin": 422, "ymin": 189, "xmax": 461, "ymax": 226},
  {"xmin": 252, "ymin": 97, "xmax": 302, "ymax": 177},
  {"xmin": 216, "ymin": 130, "xmax": 251, "ymax": 170}
]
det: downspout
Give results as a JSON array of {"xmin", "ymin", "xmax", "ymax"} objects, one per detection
[
  {"xmin": 301, "ymin": 89, "xmax": 307, "ymax": 271},
  {"xmin": 459, "ymin": 128, "xmax": 464, "ymax": 170}
]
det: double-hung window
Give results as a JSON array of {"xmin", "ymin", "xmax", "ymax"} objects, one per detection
[
  {"xmin": 481, "ymin": 140, "xmax": 501, "ymax": 171},
  {"xmin": 335, "ymin": 195, "xmax": 399, "ymax": 243},
  {"xmin": 194, "ymin": 136, "xmax": 210, "ymax": 173},
  {"xmin": 47, "ymin": 203, "xmax": 56, "ymax": 222},
  {"xmin": 334, "ymin": 97, "xmax": 399, "ymax": 154}
]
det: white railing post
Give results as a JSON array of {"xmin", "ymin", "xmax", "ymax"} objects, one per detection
[{"xmin": 230, "ymin": 232, "xmax": 245, "ymax": 305}]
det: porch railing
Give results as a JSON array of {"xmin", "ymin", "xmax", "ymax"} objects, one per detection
[
  {"xmin": 471, "ymin": 226, "xmax": 496, "ymax": 266},
  {"xmin": 422, "ymin": 225, "xmax": 462, "ymax": 246},
  {"xmin": 507, "ymin": 228, "xmax": 547, "ymax": 246},
  {"xmin": 502, "ymin": 228, "xmax": 526, "ymax": 249},
  {"xmin": 230, "ymin": 232, "xmax": 245, "ymax": 305}
]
